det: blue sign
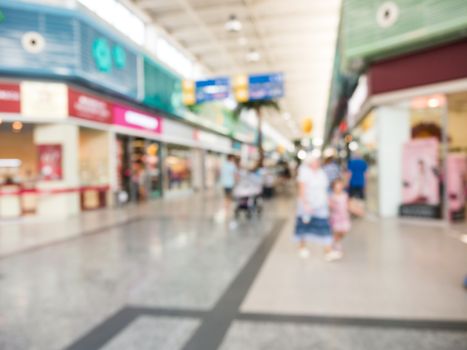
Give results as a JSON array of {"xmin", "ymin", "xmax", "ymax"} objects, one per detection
[
  {"xmin": 195, "ymin": 77, "xmax": 230, "ymax": 103},
  {"xmin": 249, "ymin": 73, "xmax": 284, "ymax": 101}
]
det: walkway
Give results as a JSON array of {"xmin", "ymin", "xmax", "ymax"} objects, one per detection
[{"xmin": 0, "ymin": 194, "xmax": 466, "ymax": 350}]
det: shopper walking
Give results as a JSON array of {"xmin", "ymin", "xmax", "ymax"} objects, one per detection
[
  {"xmin": 347, "ymin": 151, "xmax": 368, "ymax": 199},
  {"xmin": 329, "ymin": 178, "xmax": 351, "ymax": 258},
  {"xmin": 295, "ymin": 155, "xmax": 337, "ymax": 260},
  {"xmin": 220, "ymin": 154, "xmax": 238, "ymax": 217}
]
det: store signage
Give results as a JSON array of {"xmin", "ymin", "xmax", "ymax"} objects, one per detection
[
  {"xmin": 68, "ymin": 88, "xmax": 112, "ymax": 124},
  {"xmin": 195, "ymin": 77, "xmax": 230, "ymax": 103},
  {"xmin": 37, "ymin": 144, "xmax": 63, "ymax": 181},
  {"xmin": 21, "ymin": 81, "xmax": 68, "ymax": 118},
  {"xmin": 0, "ymin": 83, "xmax": 20, "ymax": 113},
  {"xmin": 248, "ymin": 72, "xmax": 284, "ymax": 101},
  {"xmin": 113, "ymin": 105, "xmax": 162, "ymax": 133}
]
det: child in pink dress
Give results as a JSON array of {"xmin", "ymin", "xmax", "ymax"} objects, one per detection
[{"xmin": 329, "ymin": 178, "xmax": 351, "ymax": 256}]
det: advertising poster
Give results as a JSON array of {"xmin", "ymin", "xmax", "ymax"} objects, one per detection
[
  {"xmin": 37, "ymin": 144, "xmax": 63, "ymax": 181},
  {"xmin": 402, "ymin": 138, "xmax": 440, "ymax": 205},
  {"xmin": 447, "ymin": 153, "xmax": 467, "ymax": 220}
]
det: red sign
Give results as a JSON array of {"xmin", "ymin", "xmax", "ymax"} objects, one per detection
[
  {"xmin": 0, "ymin": 83, "xmax": 21, "ymax": 113},
  {"xmin": 68, "ymin": 88, "xmax": 112, "ymax": 124},
  {"xmin": 38, "ymin": 144, "xmax": 63, "ymax": 181}
]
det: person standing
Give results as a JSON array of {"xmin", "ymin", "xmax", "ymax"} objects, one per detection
[
  {"xmin": 323, "ymin": 156, "xmax": 341, "ymax": 190},
  {"xmin": 220, "ymin": 155, "xmax": 238, "ymax": 215},
  {"xmin": 347, "ymin": 152, "xmax": 368, "ymax": 199},
  {"xmin": 329, "ymin": 178, "xmax": 351, "ymax": 257},
  {"xmin": 295, "ymin": 155, "xmax": 338, "ymax": 260}
]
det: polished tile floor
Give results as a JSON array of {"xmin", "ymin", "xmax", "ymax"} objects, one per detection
[{"xmin": 0, "ymin": 193, "xmax": 466, "ymax": 350}]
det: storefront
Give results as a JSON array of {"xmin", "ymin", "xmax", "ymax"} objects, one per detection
[
  {"xmin": 116, "ymin": 135, "xmax": 162, "ymax": 203},
  {"xmin": 344, "ymin": 40, "xmax": 467, "ymax": 222},
  {"xmin": 0, "ymin": 78, "xmax": 239, "ymax": 218}
]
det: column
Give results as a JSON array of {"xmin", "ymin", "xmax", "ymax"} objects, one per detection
[
  {"xmin": 34, "ymin": 124, "xmax": 80, "ymax": 217},
  {"xmin": 375, "ymin": 105, "xmax": 411, "ymax": 217}
]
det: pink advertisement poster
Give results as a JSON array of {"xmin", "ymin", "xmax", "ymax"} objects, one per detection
[
  {"xmin": 113, "ymin": 105, "xmax": 162, "ymax": 134},
  {"xmin": 401, "ymin": 138, "xmax": 440, "ymax": 205},
  {"xmin": 37, "ymin": 144, "xmax": 63, "ymax": 181},
  {"xmin": 447, "ymin": 153, "xmax": 467, "ymax": 215}
]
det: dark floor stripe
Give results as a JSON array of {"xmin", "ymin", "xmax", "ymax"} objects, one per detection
[
  {"xmin": 180, "ymin": 219, "xmax": 286, "ymax": 350},
  {"xmin": 133, "ymin": 306, "xmax": 208, "ymax": 319},
  {"xmin": 0, "ymin": 216, "xmax": 145, "ymax": 260},
  {"xmin": 237, "ymin": 312, "xmax": 467, "ymax": 332},
  {"xmin": 64, "ymin": 307, "xmax": 139, "ymax": 350}
]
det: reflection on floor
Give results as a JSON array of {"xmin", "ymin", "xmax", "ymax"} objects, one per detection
[{"xmin": 0, "ymin": 193, "xmax": 466, "ymax": 350}]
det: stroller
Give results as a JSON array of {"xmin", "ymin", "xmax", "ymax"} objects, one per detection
[{"xmin": 233, "ymin": 170, "xmax": 263, "ymax": 219}]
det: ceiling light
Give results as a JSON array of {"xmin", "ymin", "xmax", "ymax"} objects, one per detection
[
  {"xmin": 225, "ymin": 14, "xmax": 242, "ymax": 32},
  {"xmin": 12, "ymin": 121, "xmax": 23, "ymax": 132},
  {"xmin": 246, "ymin": 49, "xmax": 261, "ymax": 62},
  {"xmin": 297, "ymin": 149, "xmax": 307, "ymax": 160},
  {"xmin": 349, "ymin": 141, "xmax": 359, "ymax": 151}
]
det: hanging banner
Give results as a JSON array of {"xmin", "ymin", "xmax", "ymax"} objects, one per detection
[
  {"xmin": 248, "ymin": 72, "xmax": 284, "ymax": 101},
  {"xmin": 400, "ymin": 138, "xmax": 441, "ymax": 218},
  {"xmin": 195, "ymin": 77, "xmax": 230, "ymax": 103},
  {"xmin": 37, "ymin": 144, "xmax": 63, "ymax": 181}
]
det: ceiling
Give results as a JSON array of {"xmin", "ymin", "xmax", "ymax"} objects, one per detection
[{"xmin": 131, "ymin": 0, "xmax": 342, "ymax": 140}]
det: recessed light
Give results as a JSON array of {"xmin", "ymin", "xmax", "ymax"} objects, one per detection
[
  {"xmin": 225, "ymin": 14, "xmax": 242, "ymax": 32},
  {"xmin": 246, "ymin": 49, "xmax": 261, "ymax": 62}
]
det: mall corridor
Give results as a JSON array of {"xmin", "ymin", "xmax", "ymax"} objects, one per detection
[
  {"xmin": 0, "ymin": 194, "xmax": 466, "ymax": 350},
  {"xmin": 1, "ymin": 0, "xmax": 467, "ymax": 349}
]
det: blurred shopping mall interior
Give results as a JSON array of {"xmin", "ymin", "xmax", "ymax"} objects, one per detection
[{"xmin": 0, "ymin": 0, "xmax": 466, "ymax": 349}]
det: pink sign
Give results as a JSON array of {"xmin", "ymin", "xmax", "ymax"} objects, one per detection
[
  {"xmin": 401, "ymin": 138, "xmax": 440, "ymax": 205},
  {"xmin": 113, "ymin": 105, "xmax": 162, "ymax": 133},
  {"xmin": 37, "ymin": 144, "xmax": 63, "ymax": 181}
]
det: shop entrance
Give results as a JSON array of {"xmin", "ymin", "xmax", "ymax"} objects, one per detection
[
  {"xmin": 117, "ymin": 135, "xmax": 162, "ymax": 203},
  {"xmin": 164, "ymin": 144, "xmax": 192, "ymax": 194}
]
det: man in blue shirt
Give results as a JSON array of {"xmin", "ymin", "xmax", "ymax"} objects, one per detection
[{"xmin": 347, "ymin": 153, "xmax": 368, "ymax": 199}]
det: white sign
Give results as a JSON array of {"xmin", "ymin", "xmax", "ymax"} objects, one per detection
[
  {"xmin": 21, "ymin": 81, "xmax": 68, "ymax": 118},
  {"xmin": 125, "ymin": 111, "xmax": 159, "ymax": 130},
  {"xmin": 347, "ymin": 75, "xmax": 368, "ymax": 128}
]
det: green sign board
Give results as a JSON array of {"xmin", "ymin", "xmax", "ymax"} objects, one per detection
[{"xmin": 0, "ymin": 10, "xmax": 5, "ymax": 23}]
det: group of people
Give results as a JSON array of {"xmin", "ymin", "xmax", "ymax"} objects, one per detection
[{"xmin": 295, "ymin": 153, "xmax": 368, "ymax": 261}]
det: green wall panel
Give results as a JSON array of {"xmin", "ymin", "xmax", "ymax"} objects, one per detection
[
  {"xmin": 143, "ymin": 57, "xmax": 183, "ymax": 116},
  {"xmin": 342, "ymin": 0, "xmax": 467, "ymax": 69}
]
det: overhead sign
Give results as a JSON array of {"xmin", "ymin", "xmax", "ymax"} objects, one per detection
[
  {"xmin": 113, "ymin": 105, "xmax": 162, "ymax": 133},
  {"xmin": 68, "ymin": 88, "xmax": 112, "ymax": 124},
  {"xmin": 195, "ymin": 77, "xmax": 230, "ymax": 103},
  {"xmin": 20, "ymin": 81, "xmax": 68, "ymax": 118},
  {"xmin": 0, "ymin": 83, "xmax": 20, "ymax": 113},
  {"xmin": 248, "ymin": 73, "xmax": 284, "ymax": 101}
]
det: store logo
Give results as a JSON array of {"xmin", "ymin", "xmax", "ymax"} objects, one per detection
[
  {"xmin": 92, "ymin": 38, "xmax": 127, "ymax": 73},
  {"xmin": 75, "ymin": 95, "xmax": 110, "ymax": 119},
  {"xmin": 125, "ymin": 111, "xmax": 159, "ymax": 130},
  {"xmin": 0, "ymin": 89, "xmax": 19, "ymax": 101}
]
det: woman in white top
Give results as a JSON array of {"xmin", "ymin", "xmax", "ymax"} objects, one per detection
[{"xmin": 295, "ymin": 155, "xmax": 340, "ymax": 261}]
